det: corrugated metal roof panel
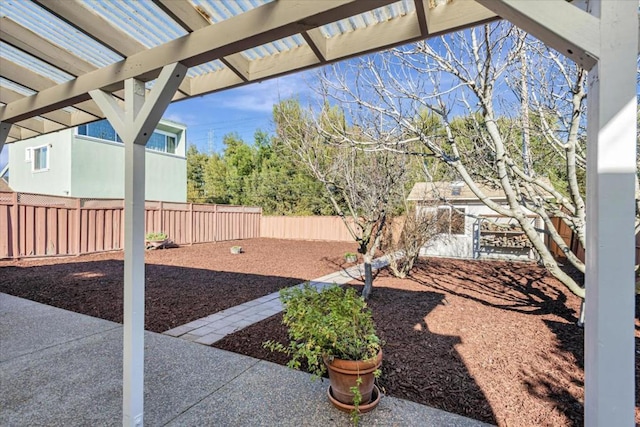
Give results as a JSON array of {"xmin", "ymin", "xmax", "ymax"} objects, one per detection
[
  {"xmin": 241, "ymin": 34, "xmax": 305, "ymax": 61},
  {"xmin": 0, "ymin": 42, "xmax": 74, "ymax": 84},
  {"xmin": 319, "ymin": 0, "xmax": 414, "ymax": 38},
  {"xmin": 82, "ymin": 0, "xmax": 187, "ymax": 49},
  {"xmin": 190, "ymin": 0, "xmax": 272, "ymax": 24},
  {"xmin": 0, "ymin": 77, "xmax": 36, "ymax": 96},
  {"xmin": 0, "ymin": 0, "xmax": 122, "ymax": 67}
]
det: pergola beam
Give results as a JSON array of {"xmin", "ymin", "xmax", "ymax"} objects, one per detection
[
  {"xmin": 0, "ymin": 0, "xmax": 398, "ymax": 124},
  {"xmin": 33, "ymin": 0, "xmax": 147, "ymax": 58},
  {"xmin": 14, "ymin": 116, "xmax": 65, "ymax": 134},
  {"xmin": 476, "ymin": 0, "xmax": 599, "ymax": 69},
  {"xmin": 0, "ymin": 87, "xmax": 90, "ymax": 127},
  {"xmin": 413, "ymin": 0, "xmax": 428, "ymax": 36},
  {"xmin": 152, "ymin": 0, "xmax": 210, "ymax": 32},
  {"xmin": 321, "ymin": 10, "xmax": 422, "ymax": 62},
  {"xmin": 302, "ymin": 29, "xmax": 327, "ymax": 63},
  {"xmin": 220, "ymin": 54, "xmax": 250, "ymax": 82},
  {"xmin": 0, "ymin": 16, "xmax": 98, "ymax": 77},
  {"xmin": 424, "ymin": 0, "xmax": 496, "ymax": 35}
]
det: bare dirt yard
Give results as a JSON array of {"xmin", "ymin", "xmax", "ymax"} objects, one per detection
[{"xmin": 1, "ymin": 238, "xmax": 637, "ymax": 426}]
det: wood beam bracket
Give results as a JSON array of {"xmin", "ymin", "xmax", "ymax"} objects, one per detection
[
  {"xmin": 476, "ymin": 0, "xmax": 599, "ymax": 69},
  {"xmin": 90, "ymin": 62, "xmax": 187, "ymax": 145}
]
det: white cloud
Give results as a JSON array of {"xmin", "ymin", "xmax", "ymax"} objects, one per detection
[{"xmin": 219, "ymin": 72, "xmax": 315, "ymax": 112}]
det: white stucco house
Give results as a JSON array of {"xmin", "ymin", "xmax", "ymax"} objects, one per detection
[{"xmin": 408, "ymin": 181, "xmax": 543, "ymax": 261}]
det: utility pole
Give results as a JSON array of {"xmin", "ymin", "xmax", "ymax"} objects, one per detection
[{"xmin": 208, "ymin": 128, "xmax": 214, "ymax": 155}]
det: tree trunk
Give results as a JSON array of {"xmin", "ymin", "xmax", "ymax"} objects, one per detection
[{"xmin": 361, "ymin": 254, "xmax": 374, "ymax": 300}]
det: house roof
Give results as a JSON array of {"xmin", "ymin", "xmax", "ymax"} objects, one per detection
[
  {"xmin": 0, "ymin": 0, "xmax": 504, "ymax": 143},
  {"xmin": 408, "ymin": 181, "xmax": 507, "ymax": 202}
]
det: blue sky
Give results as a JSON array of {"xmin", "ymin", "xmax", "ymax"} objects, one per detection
[
  {"xmin": 0, "ymin": 70, "xmax": 316, "ymax": 170},
  {"xmin": 164, "ymin": 70, "xmax": 316, "ymax": 154}
]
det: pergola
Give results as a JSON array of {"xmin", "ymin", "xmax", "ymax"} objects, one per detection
[{"xmin": 0, "ymin": 1, "xmax": 636, "ymax": 425}]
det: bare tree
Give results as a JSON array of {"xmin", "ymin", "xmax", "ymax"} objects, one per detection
[
  {"xmin": 381, "ymin": 202, "xmax": 443, "ymax": 279},
  {"xmin": 273, "ymin": 99, "xmax": 410, "ymax": 299},
  {"xmin": 313, "ymin": 22, "xmax": 618, "ymax": 301}
]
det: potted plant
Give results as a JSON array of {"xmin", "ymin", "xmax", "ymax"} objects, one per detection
[
  {"xmin": 145, "ymin": 232, "xmax": 168, "ymax": 249},
  {"xmin": 344, "ymin": 252, "xmax": 358, "ymax": 263},
  {"xmin": 230, "ymin": 245, "xmax": 242, "ymax": 254},
  {"xmin": 264, "ymin": 284, "xmax": 382, "ymax": 424}
]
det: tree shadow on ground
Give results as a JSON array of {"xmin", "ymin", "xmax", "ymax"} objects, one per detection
[
  {"xmin": 0, "ymin": 260, "xmax": 306, "ymax": 333},
  {"xmin": 216, "ymin": 282, "xmax": 497, "ymax": 425},
  {"xmin": 513, "ymin": 294, "xmax": 640, "ymax": 426},
  {"xmin": 518, "ymin": 320, "xmax": 585, "ymax": 426},
  {"xmin": 409, "ymin": 258, "xmax": 579, "ymax": 323},
  {"xmin": 348, "ymin": 283, "xmax": 498, "ymax": 425}
]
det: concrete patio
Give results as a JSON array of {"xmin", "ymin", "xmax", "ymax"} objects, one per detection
[{"xmin": 0, "ymin": 292, "xmax": 491, "ymax": 426}]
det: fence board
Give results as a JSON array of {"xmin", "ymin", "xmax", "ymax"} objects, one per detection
[
  {"xmin": 260, "ymin": 216, "xmax": 354, "ymax": 241},
  {"xmin": 0, "ymin": 191, "xmax": 260, "ymax": 258},
  {"xmin": 0, "ymin": 204, "xmax": 10, "ymax": 257},
  {"xmin": 58, "ymin": 209, "xmax": 68, "ymax": 255}
]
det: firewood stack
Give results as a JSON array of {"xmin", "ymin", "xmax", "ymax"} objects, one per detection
[
  {"xmin": 480, "ymin": 222, "xmax": 518, "ymax": 232},
  {"xmin": 479, "ymin": 220, "xmax": 532, "ymax": 248},
  {"xmin": 479, "ymin": 233, "xmax": 532, "ymax": 248}
]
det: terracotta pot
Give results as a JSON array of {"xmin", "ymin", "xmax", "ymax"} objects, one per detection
[
  {"xmin": 324, "ymin": 351, "xmax": 382, "ymax": 406},
  {"xmin": 327, "ymin": 384, "xmax": 381, "ymax": 414}
]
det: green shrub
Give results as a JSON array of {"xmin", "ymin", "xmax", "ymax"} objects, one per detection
[
  {"xmin": 264, "ymin": 283, "xmax": 381, "ymax": 379},
  {"xmin": 145, "ymin": 232, "xmax": 167, "ymax": 241}
]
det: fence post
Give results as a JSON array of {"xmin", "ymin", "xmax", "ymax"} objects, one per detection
[
  {"xmin": 158, "ymin": 201, "xmax": 164, "ymax": 234},
  {"xmin": 213, "ymin": 204, "xmax": 218, "ymax": 242},
  {"xmin": 75, "ymin": 198, "xmax": 82, "ymax": 255},
  {"xmin": 11, "ymin": 192, "xmax": 19, "ymax": 258},
  {"xmin": 189, "ymin": 203, "xmax": 193, "ymax": 246},
  {"xmin": 241, "ymin": 206, "xmax": 246, "ymax": 239}
]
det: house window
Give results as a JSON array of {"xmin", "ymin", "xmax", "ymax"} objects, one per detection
[
  {"xmin": 32, "ymin": 145, "xmax": 49, "ymax": 171},
  {"xmin": 77, "ymin": 119, "xmax": 177, "ymax": 154},
  {"xmin": 146, "ymin": 131, "xmax": 177, "ymax": 154},
  {"xmin": 451, "ymin": 209, "xmax": 465, "ymax": 234},
  {"xmin": 436, "ymin": 206, "xmax": 466, "ymax": 235},
  {"xmin": 78, "ymin": 120, "xmax": 121, "ymax": 142}
]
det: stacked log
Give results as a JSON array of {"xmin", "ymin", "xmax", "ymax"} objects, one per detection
[
  {"xmin": 480, "ymin": 222, "xmax": 519, "ymax": 232},
  {"xmin": 479, "ymin": 231, "xmax": 532, "ymax": 248}
]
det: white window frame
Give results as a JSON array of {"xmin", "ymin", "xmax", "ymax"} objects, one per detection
[
  {"xmin": 146, "ymin": 128, "xmax": 178, "ymax": 154},
  {"xmin": 31, "ymin": 145, "xmax": 50, "ymax": 172},
  {"xmin": 25, "ymin": 147, "xmax": 32, "ymax": 162},
  {"xmin": 437, "ymin": 205, "xmax": 466, "ymax": 236}
]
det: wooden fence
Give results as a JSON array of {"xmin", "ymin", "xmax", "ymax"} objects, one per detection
[
  {"xmin": 0, "ymin": 191, "xmax": 261, "ymax": 259},
  {"xmin": 261, "ymin": 216, "xmax": 353, "ymax": 241},
  {"xmin": 548, "ymin": 216, "xmax": 640, "ymax": 264}
]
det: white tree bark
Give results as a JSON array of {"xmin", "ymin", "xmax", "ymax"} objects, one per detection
[{"xmin": 313, "ymin": 23, "xmax": 610, "ymax": 300}]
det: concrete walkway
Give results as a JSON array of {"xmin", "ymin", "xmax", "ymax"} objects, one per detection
[
  {"xmin": 163, "ymin": 257, "xmax": 390, "ymax": 345},
  {"xmin": 0, "ymin": 292, "xmax": 492, "ymax": 426}
]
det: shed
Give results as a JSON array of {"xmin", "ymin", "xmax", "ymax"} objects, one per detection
[{"xmin": 408, "ymin": 181, "xmax": 542, "ymax": 260}]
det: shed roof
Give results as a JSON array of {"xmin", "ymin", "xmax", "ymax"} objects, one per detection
[{"xmin": 408, "ymin": 181, "xmax": 506, "ymax": 202}]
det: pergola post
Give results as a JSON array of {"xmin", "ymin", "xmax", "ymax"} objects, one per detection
[
  {"xmin": 90, "ymin": 63, "xmax": 186, "ymax": 427},
  {"xmin": 584, "ymin": 1, "xmax": 637, "ymax": 425}
]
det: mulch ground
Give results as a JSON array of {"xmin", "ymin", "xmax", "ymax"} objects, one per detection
[
  {"xmin": 1, "ymin": 239, "xmax": 637, "ymax": 426},
  {"xmin": 0, "ymin": 238, "xmax": 356, "ymax": 332}
]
